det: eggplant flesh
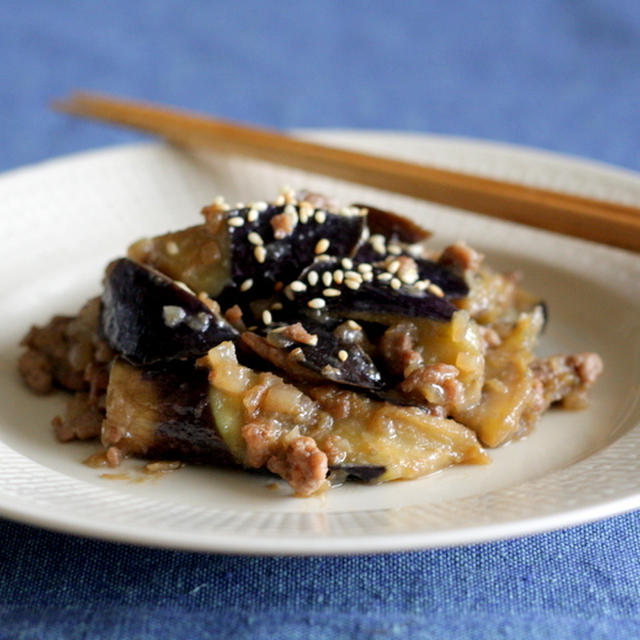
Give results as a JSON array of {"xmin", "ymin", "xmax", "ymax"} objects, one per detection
[
  {"xmin": 100, "ymin": 258, "xmax": 238, "ymax": 365},
  {"xmin": 103, "ymin": 358, "xmax": 236, "ymax": 466}
]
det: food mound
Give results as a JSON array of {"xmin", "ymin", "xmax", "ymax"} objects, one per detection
[{"xmin": 18, "ymin": 189, "xmax": 603, "ymax": 496}]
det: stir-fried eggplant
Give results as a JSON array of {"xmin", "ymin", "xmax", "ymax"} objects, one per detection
[
  {"xmin": 19, "ymin": 189, "xmax": 603, "ymax": 497},
  {"xmin": 101, "ymin": 258, "xmax": 237, "ymax": 365}
]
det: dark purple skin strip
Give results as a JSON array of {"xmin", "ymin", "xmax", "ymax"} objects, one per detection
[{"xmin": 100, "ymin": 258, "xmax": 237, "ymax": 366}]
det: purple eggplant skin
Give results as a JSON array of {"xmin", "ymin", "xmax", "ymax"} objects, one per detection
[
  {"xmin": 285, "ymin": 259, "xmax": 459, "ymax": 323},
  {"xmin": 353, "ymin": 203, "xmax": 432, "ymax": 244},
  {"xmin": 353, "ymin": 241, "xmax": 469, "ymax": 300},
  {"xmin": 225, "ymin": 203, "xmax": 366, "ymax": 296},
  {"xmin": 329, "ymin": 464, "xmax": 386, "ymax": 483},
  {"xmin": 100, "ymin": 258, "xmax": 238, "ymax": 366},
  {"xmin": 242, "ymin": 321, "xmax": 384, "ymax": 391},
  {"xmin": 106, "ymin": 358, "xmax": 237, "ymax": 466}
]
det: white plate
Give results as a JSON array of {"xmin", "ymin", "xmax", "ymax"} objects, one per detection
[{"xmin": 1, "ymin": 132, "xmax": 639, "ymax": 555}]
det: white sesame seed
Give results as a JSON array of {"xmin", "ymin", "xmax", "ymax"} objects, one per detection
[
  {"xmin": 165, "ymin": 241, "xmax": 179, "ymax": 255},
  {"xmin": 262, "ymin": 310, "xmax": 273, "ymax": 325},
  {"xmin": 315, "ymin": 238, "xmax": 330, "ymax": 254},
  {"xmin": 247, "ymin": 208, "xmax": 259, "ymax": 222},
  {"xmin": 346, "ymin": 320, "xmax": 361, "ymax": 330},
  {"xmin": 248, "ymin": 232, "xmax": 263, "ymax": 246},
  {"xmin": 387, "ymin": 243, "xmax": 402, "ymax": 255},
  {"xmin": 323, "ymin": 288, "xmax": 341, "ymax": 297},
  {"xmin": 344, "ymin": 270, "xmax": 362, "ymax": 281},
  {"xmin": 273, "ymin": 195, "xmax": 286, "ymax": 206},
  {"xmin": 377, "ymin": 272, "xmax": 393, "ymax": 282},
  {"xmin": 290, "ymin": 280, "xmax": 307, "ymax": 292},
  {"xmin": 344, "ymin": 279, "xmax": 361, "ymax": 290},
  {"xmin": 322, "ymin": 271, "xmax": 333, "ymax": 287},
  {"xmin": 271, "ymin": 302, "xmax": 283, "ymax": 310},
  {"xmin": 387, "ymin": 260, "xmax": 401, "ymax": 274},
  {"xmin": 400, "ymin": 270, "xmax": 419, "ymax": 285},
  {"xmin": 338, "ymin": 350, "xmax": 348, "ymax": 361},
  {"xmin": 428, "ymin": 283, "xmax": 445, "ymax": 297},
  {"xmin": 341, "ymin": 258, "xmax": 353, "ymax": 270},
  {"xmin": 307, "ymin": 298, "xmax": 326, "ymax": 309},
  {"xmin": 333, "ymin": 269, "xmax": 344, "ymax": 284},
  {"xmin": 414, "ymin": 279, "xmax": 430, "ymax": 291},
  {"xmin": 227, "ymin": 216, "xmax": 245, "ymax": 227},
  {"xmin": 307, "ymin": 270, "xmax": 319, "ymax": 286},
  {"xmin": 234, "ymin": 202, "xmax": 246, "ymax": 209},
  {"xmin": 284, "ymin": 203, "xmax": 297, "ymax": 216},
  {"xmin": 314, "ymin": 211, "xmax": 326, "ymax": 224},
  {"xmin": 254, "ymin": 246, "xmax": 267, "ymax": 263},
  {"xmin": 239, "ymin": 278, "xmax": 253, "ymax": 292},
  {"xmin": 307, "ymin": 334, "xmax": 319, "ymax": 346},
  {"xmin": 251, "ymin": 201, "xmax": 268, "ymax": 212},
  {"xmin": 315, "ymin": 254, "xmax": 332, "ymax": 262},
  {"xmin": 390, "ymin": 277, "xmax": 402, "ymax": 290},
  {"xmin": 357, "ymin": 263, "xmax": 372, "ymax": 273},
  {"xmin": 362, "ymin": 271, "xmax": 373, "ymax": 282}
]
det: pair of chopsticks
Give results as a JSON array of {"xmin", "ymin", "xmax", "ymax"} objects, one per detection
[{"xmin": 53, "ymin": 91, "xmax": 640, "ymax": 253}]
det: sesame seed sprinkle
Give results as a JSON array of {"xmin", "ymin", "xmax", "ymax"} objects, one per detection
[
  {"xmin": 290, "ymin": 280, "xmax": 307, "ymax": 292},
  {"xmin": 248, "ymin": 232, "xmax": 263, "ymax": 246},
  {"xmin": 377, "ymin": 272, "xmax": 393, "ymax": 282},
  {"xmin": 239, "ymin": 278, "xmax": 253, "ymax": 292},
  {"xmin": 362, "ymin": 271, "xmax": 373, "ymax": 282},
  {"xmin": 357, "ymin": 263, "xmax": 372, "ymax": 273},
  {"xmin": 344, "ymin": 270, "xmax": 362, "ymax": 281},
  {"xmin": 387, "ymin": 243, "xmax": 402, "ymax": 255},
  {"xmin": 307, "ymin": 298, "xmax": 326, "ymax": 309},
  {"xmin": 322, "ymin": 271, "xmax": 333, "ymax": 287},
  {"xmin": 314, "ymin": 211, "xmax": 327, "ymax": 224},
  {"xmin": 227, "ymin": 216, "xmax": 245, "ymax": 227},
  {"xmin": 247, "ymin": 208, "xmax": 259, "ymax": 222},
  {"xmin": 387, "ymin": 260, "xmax": 400, "ymax": 274},
  {"xmin": 165, "ymin": 241, "xmax": 179, "ymax": 255},
  {"xmin": 428, "ymin": 283, "xmax": 445, "ymax": 297},
  {"xmin": 307, "ymin": 334, "xmax": 319, "ymax": 346},
  {"xmin": 315, "ymin": 238, "xmax": 330, "ymax": 254},
  {"xmin": 338, "ymin": 350, "xmax": 348, "ymax": 361},
  {"xmin": 346, "ymin": 320, "xmax": 361, "ymax": 330},
  {"xmin": 333, "ymin": 269, "xmax": 344, "ymax": 284},
  {"xmin": 344, "ymin": 279, "xmax": 361, "ymax": 290},
  {"xmin": 307, "ymin": 270, "xmax": 319, "ymax": 286},
  {"xmin": 262, "ymin": 310, "xmax": 273, "ymax": 325},
  {"xmin": 254, "ymin": 245, "xmax": 267, "ymax": 263},
  {"xmin": 341, "ymin": 258, "xmax": 353, "ymax": 270},
  {"xmin": 323, "ymin": 288, "xmax": 341, "ymax": 297},
  {"xmin": 390, "ymin": 277, "xmax": 402, "ymax": 290},
  {"xmin": 251, "ymin": 201, "xmax": 268, "ymax": 212}
]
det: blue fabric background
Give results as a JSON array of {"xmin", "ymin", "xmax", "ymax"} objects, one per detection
[{"xmin": 2, "ymin": 1, "xmax": 640, "ymax": 638}]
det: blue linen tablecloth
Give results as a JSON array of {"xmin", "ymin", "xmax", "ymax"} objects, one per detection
[{"xmin": 2, "ymin": 1, "xmax": 640, "ymax": 638}]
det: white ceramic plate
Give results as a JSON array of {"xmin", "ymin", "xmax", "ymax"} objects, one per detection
[{"xmin": 1, "ymin": 132, "xmax": 639, "ymax": 555}]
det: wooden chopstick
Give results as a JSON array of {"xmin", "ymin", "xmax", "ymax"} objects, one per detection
[{"xmin": 53, "ymin": 91, "xmax": 640, "ymax": 252}]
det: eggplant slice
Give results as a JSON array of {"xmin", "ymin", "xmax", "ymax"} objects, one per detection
[{"xmin": 101, "ymin": 258, "xmax": 238, "ymax": 365}]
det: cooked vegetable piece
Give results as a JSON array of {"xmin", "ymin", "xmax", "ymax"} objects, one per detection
[
  {"xmin": 128, "ymin": 224, "xmax": 232, "ymax": 297},
  {"xmin": 241, "ymin": 321, "xmax": 384, "ymax": 390},
  {"xmin": 220, "ymin": 201, "xmax": 367, "ymax": 297},
  {"xmin": 354, "ymin": 203, "xmax": 432, "ymax": 243},
  {"xmin": 284, "ymin": 259, "xmax": 459, "ymax": 323},
  {"xmin": 101, "ymin": 258, "xmax": 237, "ymax": 365},
  {"xmin": 102, "ymin": 359, "xmax": 236, "ymax": 466}
]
